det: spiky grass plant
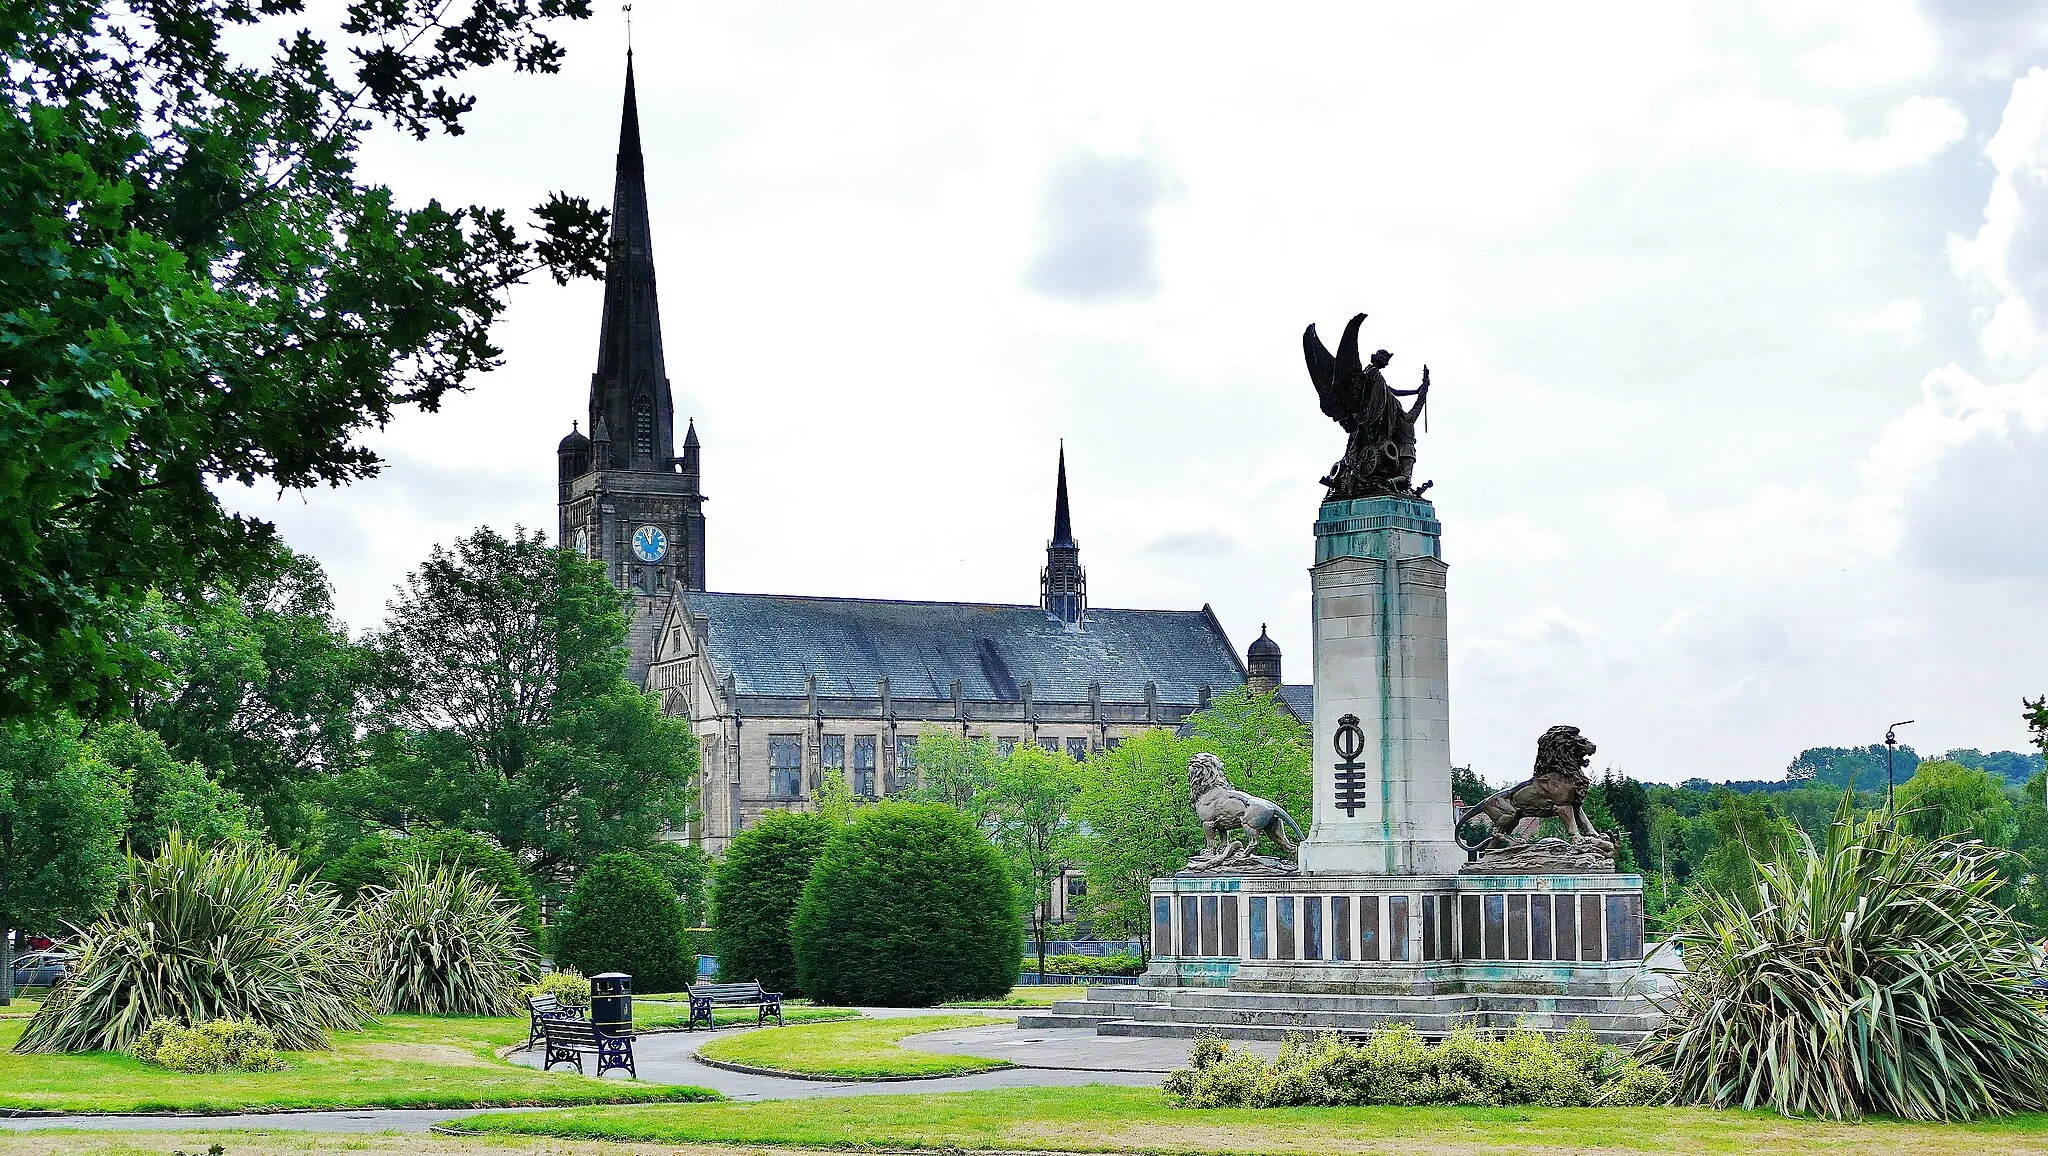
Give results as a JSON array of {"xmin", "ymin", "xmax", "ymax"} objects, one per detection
[
  {"xmin": 1643, "ymin": 803, "xmax": 2048, "ymax": 1120},
  {"xmin": 357, "ymin": 858, "xmax": 537, "ymax": 1016},
  {"xmin": 16, "ymin": 835, "xmax": 370, "ymax": 1054}
]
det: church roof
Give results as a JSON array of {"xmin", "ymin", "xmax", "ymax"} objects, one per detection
[
  {"xmin": 1276, "ymin": 683, "xmax": 1314, "ymax": 723},
  {"xmin": 680, "ymin": 590, "xmax": 1244, "ymax": 704}
]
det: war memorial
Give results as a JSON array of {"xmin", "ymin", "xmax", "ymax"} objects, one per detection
[{"xmin": 1026, "ymin": 314, "xmax": 1655, "ymax": 1044}]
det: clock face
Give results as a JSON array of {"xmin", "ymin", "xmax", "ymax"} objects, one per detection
[{"xmin": 631, "ymin": 524, "xmax": 668, "ymax": 563}]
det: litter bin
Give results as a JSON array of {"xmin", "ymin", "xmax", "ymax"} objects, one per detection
[{"xmin": 590, "ymin": 972, "xmax": 633, "ymax": 1035}]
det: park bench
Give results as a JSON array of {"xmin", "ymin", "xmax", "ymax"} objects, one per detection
[
  {"xmin": 525, "ymin": 993, "xmax": 586, "ymax": 1050},
  {"xmin": 685, "ymin": 980, "xmax": 784, "ymax": 1031},
  {"xmin": 537, "ymin": 1016, "xmax": 636, "ymax": 1078}
]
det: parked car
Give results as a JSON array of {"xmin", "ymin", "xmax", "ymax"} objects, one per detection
[{"xmin": 11, "ymin": 950, "xmax": 73, "ymax": 989}]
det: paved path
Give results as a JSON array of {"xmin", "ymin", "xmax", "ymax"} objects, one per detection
[
  {"xmin": 0, "ymin": 1007, "xmax": 1183, "ymax": 1133},
  {"xmin": 503, "ymin": 1007, "xmax": 1182, "ymax": 1100}
]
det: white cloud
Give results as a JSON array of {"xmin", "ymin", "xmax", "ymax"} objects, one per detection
[
  {"xmin": 1950, "ymin": 67, "xmax": 2048, "ymax": 360},
  {"xmin": 1668, "ymin": 93, "xmax": 1965, "ymax": 173},
  {"xmin": 1832, "ymin": 297, "xmax": 1925, "ymax": 346}
]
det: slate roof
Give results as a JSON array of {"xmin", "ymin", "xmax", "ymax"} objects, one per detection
[
  {"xmin": 1277, "ymin": 684, "xmax": 1314, "ymax": 724},
  {"xmin": 680, "ymin": 590, "xmax": 1245, "ymax": 703}
]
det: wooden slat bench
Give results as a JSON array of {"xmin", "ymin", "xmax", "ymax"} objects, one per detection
[
  {"xmin": 538, "ymin": 1016, "xmax": 635, "ymax": 1078},
  {"xmin": 525, "ymin": 993, "xmax": 585, "ymax": 1050},
  {"xmin": 685, "ymin": 981, "xmax": 783, "ymax": 1031}
]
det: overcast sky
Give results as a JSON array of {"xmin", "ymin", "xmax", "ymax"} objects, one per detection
[{"xmin": 225, "ymin": 1, "xmax": 2048, "ymax": 785}]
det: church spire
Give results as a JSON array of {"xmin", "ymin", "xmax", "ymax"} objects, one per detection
[
  {"xmin": 1040, "ymin": 442, "xmax": 1086, "ymax": 625},
  {"xmin": 588, "ymin": 51, "xmax": 675, "ymax": 471},
  {"xmin": 1051, "ymin": 441, "xmax": 1076, "ymax": 548}
]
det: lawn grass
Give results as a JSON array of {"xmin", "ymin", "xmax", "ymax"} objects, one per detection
[
  {"xmin": 0, "ymin": 998, "xmax": 42, "ymax": 1020},
  {"xmin": 452, "ymin": 1084, "xmax": 2048, "ymax": 1155},
  {"xmin": 0, "ymin": 1013, "xmax": 716, "ymax": 1114},
  {"xmin": 944, "ymin": 983, "xmax": 1091, "ymax": 1007},
  {"xmin": 694, "ymin": 1013, "xmax": 1010, "ymax": 1078}
]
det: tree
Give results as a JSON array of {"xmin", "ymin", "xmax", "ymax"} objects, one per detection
[
  {"xmin": 1186, "ymin": 688, "xmax": 1312, "ymax": 829},
  {"xmin": 984, "ymin": 742, "xmax": 1082, "ymax": 981},
  {"xmin": 132, "ymin": 548, "xmax": 362, "ymax": 847},
  {"xmin": 1895, "ymin": 760, "xmax": 2017, "ymax": 849},
  {"xmin": 332, "ymin": 528, "xmax": 697, "ymax": 896},
  {"xmin": 710, "ymin": 810, "xmax": 836, "ymax": 997},
  {"xmin": 791, "ymin": 803, "xmax": 1020, "ymax": 1006},
  {"xmin": 1685, "ymin": 790, "xmax": 1794, "ymax": 898},
  {"xmin": 0, "ymin": 1, "xmax": 610, "ymax": 723},
  {"xmin": 1069, "ymin": 729, "xmax": 1199, "ymax": 950},
  {"xmin": 1786, "ymin": 745, "xmax": 1921, "ymax": 792},
  {"xmin": 640, "ymin": 841, "xmax": 712, "ymax": 928},
  {"xmin": 550, "ymin": 852, "xmax": 688, "ymax": 992},
  {"xmin": 0, "ymin": 718, "xmax": 126, "ymax": 1003},
  {"xmin": 1595, "ymin": 771, "xmax": 1651, "ymax": 868},
  {"xmin": 84, "ymin": 719, "xmax": 255, "ymax": 856},
  {"xmin": 899, "ymin": 732, "xmax": 999, "ymax": 820}
]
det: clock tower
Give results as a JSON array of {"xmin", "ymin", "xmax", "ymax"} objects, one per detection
[{"xmin": 557, "ymin": 52, "xmax": 707, "ymax": 677}]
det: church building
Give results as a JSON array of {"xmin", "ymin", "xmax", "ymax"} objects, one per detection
[{"xmin": 557, "ymin": 58, "xmax": 1297, "ymax": 853}]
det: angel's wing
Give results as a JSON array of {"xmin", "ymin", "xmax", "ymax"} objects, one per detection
[{"xmin": 1302, "ymin": 321, "xmax": 1346, "ymax": 425}]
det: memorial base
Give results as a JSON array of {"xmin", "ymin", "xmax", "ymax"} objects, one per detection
[{"xmin": 1146, "ymin": 871, "xmax": 1646, "ymax": 998}]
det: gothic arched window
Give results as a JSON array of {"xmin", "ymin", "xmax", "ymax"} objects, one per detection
[{"xmin": 633, "ymin": 396, "xmax": 654, "ymax": 458}]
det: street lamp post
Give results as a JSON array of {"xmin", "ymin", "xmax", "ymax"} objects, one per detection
[{"xmin": 1885, "ymin": 719, "xmax": 1915, "ymax": 817}]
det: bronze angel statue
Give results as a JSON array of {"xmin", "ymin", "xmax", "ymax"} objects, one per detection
[{"xmin": 1303, "ymin": 313, "xmax": 1431, "ymax": 500}]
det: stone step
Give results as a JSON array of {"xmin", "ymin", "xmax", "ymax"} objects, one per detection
[
  {"xmin": 1016, "ymin": 1012, "xmax": 1123, "ymax": 1029},
  {"xmin": 1119, "ymin": 1002, "xmax": 1659, "ymax": 1035},
  {"xmin": 1159, "ymin": 989, "xmax": 1656, "ymax": 1017},
  {"xmin": 1096, "ymin": 1018, "xmax": 1650, "ymax": 1047}
]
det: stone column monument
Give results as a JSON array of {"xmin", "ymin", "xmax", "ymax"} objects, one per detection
[
  {"xmin": 1126, "ymin": 312, "xmax": 1649, "ymax": 1033},
  {"xmin": 1297, "ymin": 496, "xmax": 1464, "ymax": 875}
]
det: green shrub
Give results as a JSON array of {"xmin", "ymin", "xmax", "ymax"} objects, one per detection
[
  {"xmin": 133, "ymin": 1018, "xmax": 285, "ymax": 1073},
  {"xmin": 521, "ymin": 969, "xmax": 592, "ymax": 1009},
  {"xmin": 711, "ymin": 810, "xmax": 835, "ymax": 996},
  {"xmin": 1644, "ymin": 806, "xmax": 2048, "ymax": 1120},
  {"xmin": 320, "ymin": 829, "xmax": 542, "ymax": 941},
  {"xmin": 550, "ymin": 852, "xmax": 688, "ymax": 991},
  {"xmin": 18, "ymin": 835, "xmax": 369, "ymax": 1053},
  {"xmin": 642, "ymin": 840, "xmax": 713, "ymax": 927},
  {"xmin": 791, "ymin": 802, "xmax": 1021, "ymax": 1006},
  {"xmin": 1164, "ymin": 1025, "xmax": 1665, "ymax": 1109},
  {"xmin": 404, "ymin": 829, "xmax": 543, "ymax": 943},
  {"xmin": 356, "ymin": 859, "xmax": 536, "ymax": 1015},
  {"xmin": 1031, "ymin": 952, "xmax": 1143, "ymax": 977}
]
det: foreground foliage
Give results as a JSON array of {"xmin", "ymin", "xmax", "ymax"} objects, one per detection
[
  {"xmin": 357, "ymin": 860, "xmax": 535, "ymax": 1016},
  {"xmin": 793, "ymin": 803, "xmax": 1021, "ymax": 1006},
  {"xmin": 16, "ymin": 836, "xmax": 368, "ymax": 1053},
  {"xmin": 1165, "ymin": 1026, "xmax": 1669, "ymax": 1109},
  {"xmin": 133, "ymin": 1019, "xmax": 284, "ymax": 1074},
  {"xmin": 0, "ymin": 1014, "xmax": 715, "ymax": 1113},
  {"xmin": 1644, "ymin": 808, "xmax": 2048, "ymax": 1120}
]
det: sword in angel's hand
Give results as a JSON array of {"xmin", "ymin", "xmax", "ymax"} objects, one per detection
[{"xmin": 1420, "ymin": 366, "xmax": 1431, "ymax": 432}]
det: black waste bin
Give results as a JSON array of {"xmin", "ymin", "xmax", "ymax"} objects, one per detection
[{"xmin": 590, "ymin": 972, "xmax": 633, "ymax": 1035}]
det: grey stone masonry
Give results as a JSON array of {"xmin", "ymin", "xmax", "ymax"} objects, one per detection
[{"xmin": 1299, "ymin": 497, "xmax": 1462, "ymax": 875}]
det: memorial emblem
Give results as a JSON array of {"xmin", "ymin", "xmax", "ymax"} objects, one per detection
[{"xmin": 1332, "ymin": 713, "xmax": 1368, "ymax": 817}]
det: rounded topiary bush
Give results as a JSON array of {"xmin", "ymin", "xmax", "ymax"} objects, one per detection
[
  {"xmin": 549, "ymin": 852, "xmax": 688, "ymax": 992},
  {"xmin": 710, "ymin": 809, "xmax": 836, "ymax": 996},
  {"xmin": 791, "ymin": 802, "xmax": 1021, "ymax": 1006}
]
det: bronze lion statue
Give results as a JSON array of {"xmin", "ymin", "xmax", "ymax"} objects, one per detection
[
  {"xmin": 1188, "ymin": 752, "xmax": 1303, "ymax": 866},
  {"xmin": 1455, "ymin": 725, "xmax": 1605, "ymax": 854}
]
